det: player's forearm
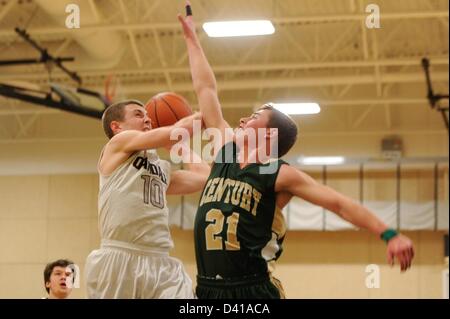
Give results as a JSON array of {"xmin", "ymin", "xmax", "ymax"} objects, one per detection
[
  {"xmin": 185, "ymin": 39, "xmax": 217, "ymax": 93},
  {"xmin": 179, "ymin": 144, "xmax": 211, "ymax": 175},
  {"xmin": 184, "ymin": 39, "xmax": 226, "ymax": 127},
  {"xmin": 167, "ymin": 170, "xmax": 208, "ymax": 195},
  {"xmin": 184, "ymin": 162, "xmax": 210, "ymax": 178},
  {"xmin": 337, "ymin": 201, "xmax": 388, "ymax": 236},
  {"xmin": 125, "ymin": 126, "xmax": 173, "ymax": 151}
]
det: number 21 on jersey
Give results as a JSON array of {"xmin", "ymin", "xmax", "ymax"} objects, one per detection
[{"xmin": 205, "ymin": 209, "xmax": 240, "ymax": 251}]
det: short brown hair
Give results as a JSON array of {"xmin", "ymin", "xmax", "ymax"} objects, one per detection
[
  {"xmin": 102, "ymin": 100, "xmax": 144, "ymax": 139},
  {"xmin": 259, "ymin": 103, "xmax": 298, "ymax": 157},
  {"xmin": 43, "ymin": 259, "xmax": 74, "ymax": 294}
]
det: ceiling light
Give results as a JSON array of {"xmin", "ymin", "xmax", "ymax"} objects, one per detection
[
  {"xmin": 272, "ymin": 103, "xmax": 321, "ymax": 115},
  {"xmin": 203, "ymin": 20, "xmax": 275, "ymax": 38},
  {"xmin": 298, "ymin": 156, "xmax": 345, "ymax": 165}
]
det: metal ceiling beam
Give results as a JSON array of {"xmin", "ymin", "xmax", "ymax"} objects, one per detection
[
  {"xmin": 15, "ymin": 113, "xmax": 39, "ymax": 138},
  {"xmin": 85, "ymin": 72, "xmax": 448, "ymax": 94},
  {"xmin": 320, "ymin": 24, "xmax": 356, "ymax": 61},
  {"xmin": 319, "ymin": 98, "xmax": 430, "ymax": 106},
  {"xmin": 0, "ymin": 109, "xmax": 61, "ymax": 116},
  {"xmin": 142, "ymin": 0, "xmax": 162, "ymax": 21},
  {"xmin": 87, "ymin": 0, "xmax": 101, "ymax": 22},
  {"xmin": 360, "ymin": 20, "xmax": 369, "ymax": 60},
  {"xmin": 0, "ymin": 129, "xmax": 447, "ymax": 144},
  {"xmin": 0, "ymin": 0, "xmax": 16, "ymax": 22},
  {"xmin": 118, "ymin": 0, "xmax": 143, "ymax": 68},
  {"xmin": 358, "ymin": 0, "xmax": 369, "ymax": 60},
  {"xmin": 0, "ymin": 11, "xmax": 447, "ymax": 37},
  {"xmin": 127, "ymin": 31, "xmax": 143, "ymax": 67},
  {"xmin": 152, "ymin": 29, "xmax": 173, "ymax": 90},
  {"xmin": 1, "ymin": 57, "xmax": 447, "ymax": 81},
  {"xmin": 372, "ymin": 32, "xmax": 382, "ymax": 97},
  {"xmin": 271, "ymin": 11, "xmax": 449, "ymax": 23},
  {"xmin": 0, "ymin": 98, "xmax": 432, "ymax": 117},
  {"xmin": 352, "ymin": 104, "xmax": 375, "ymax": 128},
  {"xmin": 278, "ymin": 27, "xmax": 313, "ymax": 61},
  {"xmin": 424, "ymin": 0, "xmax": 449, "ymax": 29}
]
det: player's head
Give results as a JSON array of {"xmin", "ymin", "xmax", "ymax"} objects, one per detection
[
  {"xmin": 102, "ymin": 100, "xmax": 151, "ymax": 139},
  {"xmin": 43, "ymin": 259, "xmax": 74, "ymax": 299},
  {"xmin": 236, "ymin": 103, "xmax": 298, "ymax": 157}
]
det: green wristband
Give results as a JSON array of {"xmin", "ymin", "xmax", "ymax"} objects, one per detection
[{"xmin": 380, "ymin": 228, "xmax": 398, "ymax": 243}]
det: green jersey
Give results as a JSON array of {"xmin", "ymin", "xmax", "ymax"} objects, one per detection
[{"xmin": 194, "ymin": 142, "xmax": 287, "ymax": 279}]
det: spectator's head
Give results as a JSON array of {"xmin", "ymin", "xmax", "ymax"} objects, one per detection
[{"xmin": 43, "ymin": 259, "xmax": 75, "ymax": 299}]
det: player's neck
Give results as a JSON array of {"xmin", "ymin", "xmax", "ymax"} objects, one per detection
[{"xmin": 237, "ymin": 146, "xmax": 271, "ymax": 168}]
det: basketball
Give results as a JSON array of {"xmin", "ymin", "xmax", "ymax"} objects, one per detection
[{"xmin": 145, "ymin": 92, "xmax": 193, "ymax": 128}]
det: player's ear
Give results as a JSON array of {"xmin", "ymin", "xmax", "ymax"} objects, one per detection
[{"xmin": 110, "ymin": 121, "xmax": 122, "ymax": 134}]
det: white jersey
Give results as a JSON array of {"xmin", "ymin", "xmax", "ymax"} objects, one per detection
[{"xmin": 98, "ymin": 149, "xmax": 173, "ymax": 250}]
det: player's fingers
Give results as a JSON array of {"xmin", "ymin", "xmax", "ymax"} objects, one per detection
[
  {"xmin": 401, "ymin": 252, "xmax": 409, "ymax": 271},
  {"xmin": 406, "ymin": 250, "xmax": 413, "ymax": 269},
  {"xmin": 397, "ymin": 253, "xmax": 405, "ymax": 271},
  {"xmin": 177, "ymin": 14, "xmax": 185, "ymax": 24},
  {"xmin": 186, "ymin": 1, "xmax": 193, "ymax": 16},
  {"xmin": 387, "ymin": 250, "xmax": 394, "ymax": 266},
  {"xmin": 403, "ymin": 250, "xmax": 410, "ymax": 270},
  {"xmin": 403, "ymin": 249, "xmax": 411, "ymax": 270},
  {"xmin": 177, "ymin": 14, "xmax": 190, "ymax": 34}
]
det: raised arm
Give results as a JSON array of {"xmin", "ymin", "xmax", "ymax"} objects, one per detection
[
  {"xmin": 178, "ymin": 2, "xmax": 231, "ymax": 141},
  {"xmin": 276, "ymin": 164, "xmax": 414, "ymax": 272}
]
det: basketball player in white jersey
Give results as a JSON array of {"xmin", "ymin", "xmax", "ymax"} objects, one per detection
[{"xmin": 85, "ymin": 100, "xmax": 209, "ymax": 299}]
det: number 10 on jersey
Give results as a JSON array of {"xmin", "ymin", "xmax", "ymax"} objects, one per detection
[{"xmin": 141, "ymin": 175, "xmax": 164, "ymax": 209}]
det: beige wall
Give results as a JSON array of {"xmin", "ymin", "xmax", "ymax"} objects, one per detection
[
  {"xmin": 0, "ymin": 174, "xmax": 99, "ymax": 299},
  {"xmin": 0, "ymin": 174, "xmax": 447, "ymax": 299},
  {"xmin": 170, "ymin": 228, "xmax": 447, "ymax": 299}
]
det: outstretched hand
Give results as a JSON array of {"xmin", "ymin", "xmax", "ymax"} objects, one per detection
[
  {"xmin": 173, "ymin": 112, "xmax": 203, "ymax": 136},
  {"xmin": 386, "ymin": 234, "xmax": 414, "ymax": 272},
  {"xmin": 164, "ymin": 112, "xmax": 203, "ymax": 150},
  {"xmin": 178, "ymin": 1, "xmax": 197, "ymax": 40}
]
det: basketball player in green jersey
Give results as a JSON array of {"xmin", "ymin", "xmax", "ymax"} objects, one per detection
[{"xmin": 178, "ymin": 3, "xmax": 414, "ymax": 299}]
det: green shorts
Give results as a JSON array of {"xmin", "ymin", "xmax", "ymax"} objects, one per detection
[{"xmin": 196, "ymin": 273, "xmax": 285, "ymax": 299}]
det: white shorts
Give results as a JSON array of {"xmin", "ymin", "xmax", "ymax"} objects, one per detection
[{"xmin": 85, "ymin": 239, "xmax": 194, "ymax": 299}]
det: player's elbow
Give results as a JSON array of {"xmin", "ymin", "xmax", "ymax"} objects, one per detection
[
  {"xmin": 334, "ymin": 198, "xmax": 359, "ymax": 221},
  {"xmin": 329, "ymin": 198, "xmax": 344, "ymax": 216}
]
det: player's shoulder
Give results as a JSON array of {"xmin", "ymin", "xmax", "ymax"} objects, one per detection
[
  {"xmin": 277, "ymin": 163, "xmax": 296, "ymax": 178},
  {"xmin": 158, "ymin": 158, "xmax": 171, "ymax": 170},
  {"xmin": 109, "ymin": 129, "xmax": 141, "ymax": 145},
  {"xmin": 276, "ymin": 164, "xmax": 309, "ymax": 187}
]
